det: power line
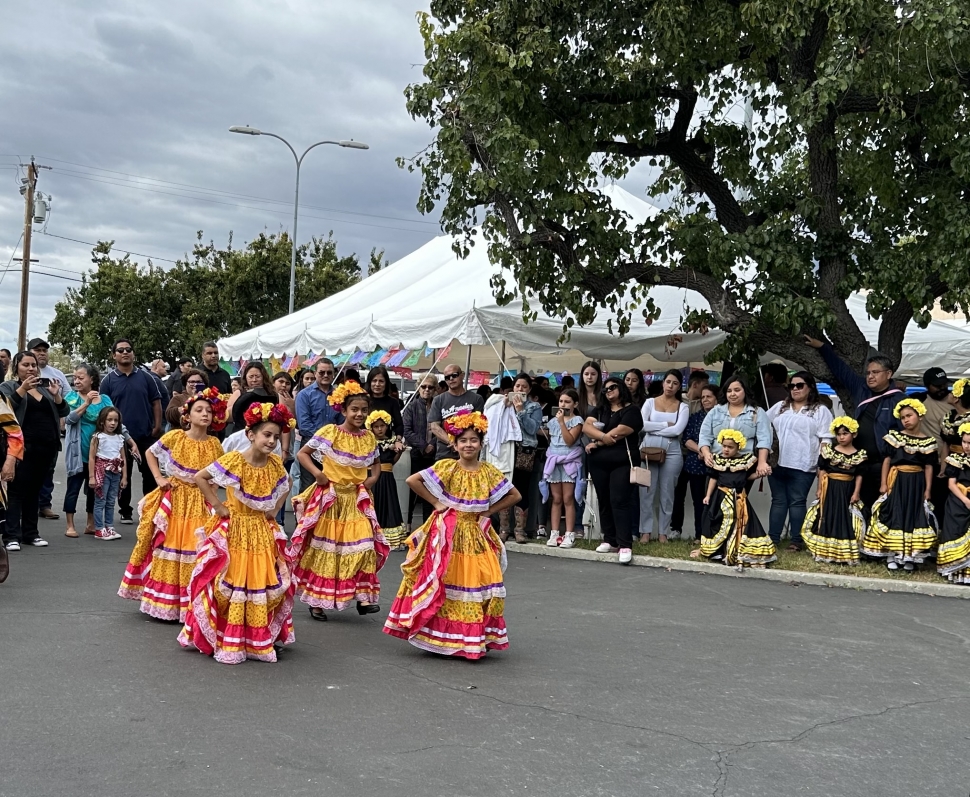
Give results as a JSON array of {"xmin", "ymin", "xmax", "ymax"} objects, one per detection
[
  {"xmin": 0, "ymin": 266, "xmax": 83, "ymax": 283},
  {"xmin": 40, "ymin": 156, "xmax": 441, "ymax": 227},
  {"xmin": 49, "ymin": 170, "xmax": 434, "ymax": 235},
  {"xmin": 41, "ymin": 232, "xmax": 181, "ymax": 263},
  {"xmin": 0, "ymin": 231, "xmax": 24, "ymax": 290}
]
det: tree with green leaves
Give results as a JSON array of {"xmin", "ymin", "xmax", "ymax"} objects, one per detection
[
  {"xmin": 402, "ymin": 0, "xmax": 970, "ymax": 405},
  {"xmin": 49, "ymin": 231, "xmax": 363, "ymax": 365}
]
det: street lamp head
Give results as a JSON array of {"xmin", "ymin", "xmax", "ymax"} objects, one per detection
[
  {"xmin": 338, "ymin": 140, "xmax": 369, "ymax": 149},
  {"xmin": 229, "ymin": 126, "xmax": 262, "ymax": 135}
]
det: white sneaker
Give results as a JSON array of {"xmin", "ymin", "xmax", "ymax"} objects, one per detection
[
  {"xmin": 28, "ymin": 538, "xmax": 49, "ymax": 547},
  {"xmin": 903, "ymin": 562, "xmax": 915, "ymax": 571},
  {"xmin": 618, "ymin": 548, "xmax": 633, "ymax": 564},
  {"xmin": 559, "ymin": 532, "xmax": 576, "ymax": 549},
  {"xmin": 595, "ymin": 543, "xmax": 618, "ymax": 554},
  {"xmin": 536, "ymin": 525, "xmax": 548, "ymax": 539},
  {"xmin": 887, "ymin": 561, "xmax": 899, "ymax": 571},
  {"xmin": 4, "ymin": 541, "xmax": 20, "ymax": 551},
  {"xmin": 546, "ymin": 533, "xmax": 560, "ymax": 547}
]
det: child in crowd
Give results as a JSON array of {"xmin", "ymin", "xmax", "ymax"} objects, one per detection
[
  {"xmin": 697, "ymin": 429, "xmax": 776, "ymax": 567},
  {"xmin": 367, "ymin": 410, "xmax": 407, "ymax": 550},
  {"xmin": 179, "ymin": 402, "xmax": 295, "ymax": 664},
  {"xmin": 119, "ymin": 387, "xmax": 225, "ymax": 621},
  {"xmin": 801, "ymin": 416, "xmax": 867, "ymax": 565},
  {"xmin": 861, "ymin": 399, "xmax": 938, "ymax": 571},
  {"xmin": 384, "ymin": 410, "xmax": 521, "ymax": 659},
  {"xmin": 940, "ymin": 379, "xmax": 970, "ymax": 456},
  {"xmin": 542, "ymin": 388, "xmax": 584, "ymax": 549},
  {"xmin": 89, "ymin": 407, "xmax": 127, "ymax": 541},
  {"xmin": 288, "ymin": 381, "xmax": 388, "ymax": 621},
  {"xmin": 938, "ymin": 422, "xmax": 970, "ymax": 583}
]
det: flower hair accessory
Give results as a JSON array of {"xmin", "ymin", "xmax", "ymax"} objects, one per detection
[
  {"xmin": 716, "ymin": 428, "xmax": 747, "ymax": 449},
  {"xmin": 243, "ymin": 402, "xmax": 296, "ymax": 430},
  {"xmin": 958, "ymin": 422, "xmax": 970, "ymax": 437},
  {"xmin": 365, "ymin": 410, "xmax": 392, "ymax": 430},
  {"xmin": 443, "ymin": 410, "xmax": 488, "ymax": 439},
  {"xmin": 180, "ymin": 386, "xmax": 229, "ymax": 431},
  {"xmin": 954, "ymin": 379, "xmax": 969, "ymax": 399},
  {"xmin": 893, "ymin": 398, "xmax": 926, "ymax": 418},
  {"xmin": 830, "ymin": 416, "xmax": 859, "ymax": 435},
  {"xmin": 328, "ymin": 380, "xmax": 367, "ymax": 412}
]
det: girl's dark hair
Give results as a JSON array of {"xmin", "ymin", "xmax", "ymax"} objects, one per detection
[
  {"xmin": 241, "ymin": 362, "xmax": 277, "ymax": 400},
  {"xmin": 597, "ymin": 377, "xmax": 633, "ymax": 414},
  {"xmin": 624, "ymin": 369, "xmax": 647, "ymax": 407},
  {"xmin": 95, "ymin": 405, "xmax": 122, "ymax": 433},
  {"xmin": 11, "ymin": 351, "xmax": 36, "ymax": 381},
  {"xmin": 273, "ymin": 371, "xmax": 294, "ymax": 388},
  {"xmin": 75, "ymin": 362, "xmax": 101, "ymax": 390},
  {"xmin": 959, "ymin": 388, "xmax": 970, "ymax": 411},
  {"xmin": 560, "ymin": 388, "xmax": 581, "ymax": 404},
  {"xmin": 719, "ymin": 374, "xmax": 753, "ymax": 406},
  {"xmin": 578, "ymin": 361, "xmax": 603, "ymax": 418},
  {"xmin": 337, "ymin": 368, "xmax": 362, "ymax": 386},
  {"xmin": 513, "ymin": 373, "xmax": 532, "ymax": 389},
  {"xmin": 454, "ymin": 424, "xmax": 485, "ymax": 441},
  {"xmin": 660, "ymin": 368, "xmax": 684, "ymax": 401},
  {"xmin": 366, "ymin": 365, "xmax": 392, "ymax": 397},
  {"xmin": 344, "ymin": 392, "xmax": 371, "ymax": 411},
  {"xmin": 476, "ymin": 385, "xmax": 492, "ymax": 400},
  {"xmin": 500, "ymin": 376, "xmax": 515, "ymax": 391},
  {"xmin": 782, "ymin": 370, "xmax": 820, "ymax": 410}
]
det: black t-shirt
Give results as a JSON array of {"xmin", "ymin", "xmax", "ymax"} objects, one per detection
[
  {"xmin": 587, "ymin": 403, "xmax": 644, "ymax": 469},
  {"xmin": 23, "ymin": 392, "xmax": 59, "ymax": 446},
  {"xmin": 856, "ymin": 400, "xmax": 880, "ymax": 462}
]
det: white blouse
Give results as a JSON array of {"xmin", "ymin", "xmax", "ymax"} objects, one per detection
[
  {"xmin": 640, "ymin": 399, "xmax": 689, "ymax": 450},
  {"xmin": 766, "ymin": 401, "xmax": 834, "ymax": 472}
]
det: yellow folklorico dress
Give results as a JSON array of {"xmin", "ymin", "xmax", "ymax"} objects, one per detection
[
  {"xmin": 119, "ymin": 430, "xmax": 224, "ymax": 620},
  {"xmin": 288, "ymin": 424, "xmax": 389, "ymax": 610},
  {"xmin": 178, "ymin": 451, "xmax": 294, "ymax": 664},
  {"xmin": 384, "ymin": 459, "xmax": 512, "ymax": 659}
]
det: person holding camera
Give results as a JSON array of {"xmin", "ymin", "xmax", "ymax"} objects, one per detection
[{"xmin": 0, "ymin": 351, "xmax": 69, "ymax": 550}]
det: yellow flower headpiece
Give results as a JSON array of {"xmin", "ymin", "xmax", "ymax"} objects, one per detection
[
  {"xmin": 716, "ymin": 428, "xmax": 747, "ymax": 449},
  {"xmin": 830, "ymin": 416, "xmax": 859, "ymax": 435},
  {"xmin": 954, "ymin": 379, "xmax": 969, "ymax": 399},
  {"xmin": 328, "ymin": 380, "xmax": 368, "ymax": 411},
  {"xmin": 365, "ymin": 410, "xmax": 392, "ymax": 430},
  {"xmin": 958, "ymin": 422, "xmax": 970, "ymax": 437},
  {"xmin": 443, "ymin": 410, "xmax": 488, "ymax": 439},
  {"xmin": 893, "ymin": 398, "xmax": 926, "ymax": 419}
]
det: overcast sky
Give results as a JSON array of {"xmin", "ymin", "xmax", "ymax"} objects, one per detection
[{"xmin": 0, "ymin": 1, "xmax": 452, "ymax": 349}]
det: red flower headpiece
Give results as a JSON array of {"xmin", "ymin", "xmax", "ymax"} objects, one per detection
[
  {"xmin": 180, "ymin": 386, "xmax": 229, "ymax": 431},
  {"xmin": 243, "ymin": 402, "xmax": 296, "ymax": 430},
  {"xmin": 443, "ymin": 410, "xmax": 488, "ymax": 439}
]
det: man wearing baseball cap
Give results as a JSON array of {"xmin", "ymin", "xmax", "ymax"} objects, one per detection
[
  {"xmin": 913, "ymin": 366, "xmax": 957, "ymax": 524},
  {"xmin": 28, "ymin": 338, "xmax": 71, "ymax": 520}
]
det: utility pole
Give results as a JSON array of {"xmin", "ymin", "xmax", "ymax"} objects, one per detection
[{"xmin": 17, "ymin": 159, "xmax": 37, "ymax": 352}]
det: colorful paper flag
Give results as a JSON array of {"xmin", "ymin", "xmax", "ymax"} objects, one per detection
[
  {"xmin": 387, "ymin": 349, "xmax": 409, "ymax": 367},
  {"xmin": 438, "ymin": 341, "xmax": 453, "ymax": 360},
  {"xmin": 468, "ymin": 370, "xmax": 491, "ymax": 388},
  {"xmin": 403, "ymin": 350, "xmax": 421, "ymax": 367},
  {"xmin": 349, "ymin": 350, "xmax": 368, "ymax": 366},
  {"xmin": 380, "ymin": 349, "xmax": 398, "ymax": 365}
]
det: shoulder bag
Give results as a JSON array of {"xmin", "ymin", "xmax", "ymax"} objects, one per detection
[
  {"xmin": 627, "ymin": 439, "xmax": 651, "ymax": 487},
  {"xmin": 640, "ymin": 401, "xmax": 668, "ymax": 464}
]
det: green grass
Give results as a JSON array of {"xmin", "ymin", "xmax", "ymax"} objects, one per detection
[{"xmin": 528, "ymin": 537, "xmax": 950, "ymax": 583}]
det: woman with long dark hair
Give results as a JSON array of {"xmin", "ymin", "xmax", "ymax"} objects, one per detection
[
  {"xmin": 699, "ymin": 374, "xmax": 773, "ymax": 479},
  {"xmin": 639, "ymin": 369, "xmax": 689, "ymax": 542},
  {"xmin": 582, "ymin": 376, "xmax": 643, "ymax": 564},
  {"xmin": 577, "ymin": 361, "xmax": 603, "ymax": 420},
  {"xmin": 766, "ymin": 370, "xmax": 833, "ymax": 550},
  {"xmin": 624, "ymin": 369, "xmax": 648, "ymax": 408},
  {"xmin": 0, "ymin": 351, "xmax": 69, "ymax": 550},
  {"xmin": 229, "ymin": 362, "xmax": 278, "ymax": 427},
  {"xmin": 365, "ymin": 365, "xmax": 404, "ymax": 436}
]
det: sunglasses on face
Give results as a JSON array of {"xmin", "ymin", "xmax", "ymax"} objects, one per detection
[
  {"xmin": 115, "ymin": 347, "xmax": 133, "ymax": 354},
  {"xmin": 444, "ymin": 373, "xmax": 461, "ymax": 380},
  {"xmin": 419, "ymin": 385, "xmax": 434, "ymax": 390},
  {"xmin": 318, "ymin": 370, "xmax": 334, "ymax": 376},
  {"xmin": 604, "ymin": 384, "xmax": 620, "ymax": 393},
  {"xmin": 788, "ymin": 382, "xmax": 808, "ymax": 390}
]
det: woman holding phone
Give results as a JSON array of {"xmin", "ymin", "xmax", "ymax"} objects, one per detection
[{"xmin": 165, "ymin": 369, "xmax": 209, "ymax": 427}]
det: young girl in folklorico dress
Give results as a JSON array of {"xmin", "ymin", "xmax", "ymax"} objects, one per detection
[
  {"xmin": 119, "ymin": 387, "xmax": 226, "ymax": 621},
  {"xmin": 367, "ymin": 409, "xmax": 408, "ymax": 550},
  {"xmin": 940, "ymin": 379, "xmax": 970, "ymax": 457},
  {"xmin": 801, "ymin": 416, "xmax": 868, "ymax": 565},
  {"xmin": 288, "ymin": 381, "xmax": 389, "ymax": 622},
  {"xmin": 861, "ymin": 398, "xmax": 939, "ymax": 572},
  {"xmin": 178, "ymin": 402, "xmax": 295, "ymax": 664},
  {"xmin": 936, "ymin": 422, "xmax": 970, "ymax": 584},
  {"xmin": 698, "ymin": 429, "xmax": 777, "ymax": 568},
  {"xmin": 383, "ymin": 410, "xmax": 522, "ymax": 659}
]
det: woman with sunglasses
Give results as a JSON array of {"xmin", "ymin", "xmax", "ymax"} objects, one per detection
[
  {"xmin": 582, "ymin": 377, "xmax": 643, "ymax": 564},
  {"xmin": 766, "ymin": 371, "xmax": 833, "ymax": 550},
  {"xmin": 403, "ymin": 373, "xmax": 439, "ymax": 530}
]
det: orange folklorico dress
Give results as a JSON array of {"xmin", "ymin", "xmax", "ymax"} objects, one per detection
[
  {"xmin": 178, "ymin": 451, "xmax": 294, "ymax": 664},
  {"xmin": 287, "ymin": 424, "xmax": 389, "ymax": 610},
  {"xmin": 118, "ymin": 430, "xmax": 223, "ymax": 621},
  {"xmin": 384, "ymin": 459, "xmax": 512, "ymax": 659}
]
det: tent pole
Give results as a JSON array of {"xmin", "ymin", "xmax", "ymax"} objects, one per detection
[{"xmin": 464, "ymin": 344, "xmax": 472, "ymax": 378}]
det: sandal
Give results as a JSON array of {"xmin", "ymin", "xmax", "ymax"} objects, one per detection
[
  {"xmin": 786, "ymin": 543, "xmax": 804, "ymax": 552},
  {"xmin": 689, "ymin": 549, "xmax": 701, "ymax": 559},
  {"xmin": 65, "ymin": 529, "xmax": 79, "ymax": 538},
  {"xmin": 308, "ymin": 608, "xmax": 328, "ymax": 622}
]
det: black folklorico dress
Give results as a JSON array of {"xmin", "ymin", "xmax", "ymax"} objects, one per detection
[
  {"xmin": 373, "ymin": 436, "xmax": 405, "ymax": 548},
  {"xmin": 700, "ymin": 453, "xmax": 776, "ymax": 567},
  {"xmin": 937, "ymin": 453, "xmax": 970, "ymax": 583},
  {"xmin": 801, "ymin": 447, "xmax": 867, "ymax": 564}
]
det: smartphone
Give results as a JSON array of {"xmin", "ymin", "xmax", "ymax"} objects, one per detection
[
  {"xmin": 37, "ymin": 377, "xmax": 51, "ymax": 388},
  {"xmin": 510, "ymin": 392, "xmax": 527, "ymax": 402},
  {"xmin": 193, "ymin": 382, "xmax": 204, "ymax": 393}
]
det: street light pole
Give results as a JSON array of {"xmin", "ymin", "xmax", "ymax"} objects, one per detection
[{"xmin": 229, "ymin": 126, "xmax": 368, "ymax": 315}]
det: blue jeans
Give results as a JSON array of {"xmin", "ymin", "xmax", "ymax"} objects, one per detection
[
  {"xmin": 94, "ymin": 471, "xmax": 121, "ymax": 530},
  {"xmin": 767, "ymin": 467, "xmax": 817, "ymax": 546}
]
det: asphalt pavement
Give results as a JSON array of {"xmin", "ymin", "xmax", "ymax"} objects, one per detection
[{"xmin": 1, "ymin": 479, "xmax": 968, "ymax": 797}]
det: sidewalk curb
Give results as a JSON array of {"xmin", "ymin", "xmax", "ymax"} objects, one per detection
[{"xmin": 508, "ymin": 543, "xmax": 970, "ymax": 600}]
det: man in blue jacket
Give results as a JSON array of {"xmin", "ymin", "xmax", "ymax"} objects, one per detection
[{"xmin": 804, "ymin": 335, "xmax": 906, "ymax": 517}]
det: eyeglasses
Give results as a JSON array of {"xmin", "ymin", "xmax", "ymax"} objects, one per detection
[
  {"xmin": 866, "ymin": 369, "xmax": 887, "ymax": 376},
  {"xmin": 444, "ymin": 373, "xmax": 462, "ymax": 380},
  {"xmin": 788, "ymin": 382, "xmax": 807, "ymax": 390},
  {"xmin": 419, "ymin": 385, "xmax": 434, "ymax": 390},
  {"xmin": 604, "ymin": 384, "xmax": 620, "ymax": 393},
  {"xmin": 115, "ymin": 347, "xmax": 133, "ymax": 354},
  {"xmin": 186, "ymin": 380, "xmax": 204, "ymax": 386},
  {"xmin": 318, "ymin": 370, "xmax": 334, "ymax": 376}
]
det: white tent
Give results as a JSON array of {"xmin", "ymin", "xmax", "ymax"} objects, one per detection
[{"xmin": 218, "ymin": 186, "xmax": 970, "ymax": 375}]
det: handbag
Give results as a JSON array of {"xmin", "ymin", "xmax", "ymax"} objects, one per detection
[
  {"xmin": 627, "ymin": 441, "xmax": 651, "ymax": 487},
  {"xmin": 641, "ymin": 446, "xmax": 667, "ymax": 465},
  {"xmin": 515, "ymin": 443, "xmax": 537, "ymax": 472}
]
